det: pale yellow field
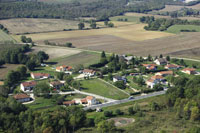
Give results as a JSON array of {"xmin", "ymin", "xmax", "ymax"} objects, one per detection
[
  {"xmin": 13, "ymin": 21, "xmax": 174, "ymax": 42},
  {"xmin": 124, "ymin": 12, "xmax": 170, "ymax": 19}
]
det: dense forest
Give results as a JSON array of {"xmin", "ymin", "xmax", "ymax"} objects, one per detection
[
  {"xmin": 140, "ymin": 16, "xmax": 200, "ymax": 31},
  {"xmin": 0, "ymin": 0, "xmax": 174, "ymax": 20}
]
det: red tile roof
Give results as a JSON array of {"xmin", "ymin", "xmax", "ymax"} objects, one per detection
[
  {"xmin": 86, "ymin": 96, "xmax": 94, "ymax": 100},
  {"xmin": 50, "ymin": 81, "xmax": 64, "ymax": 86},
  {"xmin": 13, "ymin": 93, "xmax": 30, "ymax": 100},
  {"xmin": 182, "ymin": 68, "xmax": 196, "ymax": 72},
  {"xmin": 151, "ymin": 75, "xmax": 164, "ymax": 80},
  {"xmin": 157, "ymin": 71, "xmax": 173, "ymax": 75},
  {"xmin": 165, "ymin": 64, "xmax": 180, "ymax": 68},
  {"xmin": 21, "ymin": 81, "xmax": 37, "ymax": 87},
  {"xmin": 83, "ymin": 69, "xmax": 95, "ymax": 74},
  {"xmin": 63, "ymin": 100, "xmax": 75, "ymax": 105},
  {"xmin": 81, "ymin": 98, "xmax": 88, "ymax": 103}
]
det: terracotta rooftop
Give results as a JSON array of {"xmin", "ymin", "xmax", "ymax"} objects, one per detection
[
  {"xmin": 151, "ymin": 75, "xmax": 164, "ymax": 80},
  {"xmin": 21, "ymin": 81, "xmax": 37, "ymax": 87},
  {"xmin": 13, "ymin": 93, "xmax": 30, "ymax": 100},
  {"xmin": 83, "ymin": 69, "xmax": 95, "ymax": 73},
  {"xmin": 50, "ymin": 81, "xmax": 64, "ymax": 86},
  {"xmin": 86, "ymin": 96, "xmax": 94, "ymax": 100},
  {"xmin": 165, "ymin": 64, "xmax": 180, "ymax": 68},
  {"xmin": 182, "ymin": 68, "xmax": 196, "ymax": 71},
  {"xmin": 157, "ymin": 71, "xmax": 173, "ymax": 75},
  {"xmin": 63, "ymin": 100, "xmax": 75, "ymax": 105}
]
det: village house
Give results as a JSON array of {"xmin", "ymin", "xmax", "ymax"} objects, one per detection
[
  {"xmin": 13, "ymin": 93, "xmax": 31, "ymax": 103},
  {"xmin": 165, "ymin": 64, "xmax": 181, "ymax": 70},
  {"xmin": 63, "ymin": 100, "xmax": 75, "ymax": 106},
  {"xmin": 146, "ymin": 75, "xmax": 165, "ymax": 88},
  {"xmin": 113, "ymin": 75, "xmax": 127, "ymax": 83},
  {"xmin": 181, "ymin": 68, "xmax": 196, "ymax": 75},
  {"xmin": 142, "ymin": 64, "xmax": 157, "ymax": 70},
  {"xmin": 80, "ymin": 96, "xmax": 97, "ymax": 106},
  {"xmin": 124, "ymin": 56, "xmax": 133, "ymax": 64},
  {"xmin": 155, "ymin": 71, "xmax": 173, "ymax": 77},
  {"xmin": 82, "ymin": 69, "xmax": 96, "ymax": 77},
  {"xmin": 31, "ymin": 72, "xmax": 50, "ymax": 79},
  {"xmin": 50, "ymin": 81, "xmax": 64, "ymax": 89},
  {"xmin": 154, "ymin": 58, "xmax": 167, "ymax": 65},
  {"xmin": 56, "ymin": 65, "xmax": 73, "ymax": 74},
  {"xmin": 20, "ymin": 81, "xmax": 37, "ymax": 92}
]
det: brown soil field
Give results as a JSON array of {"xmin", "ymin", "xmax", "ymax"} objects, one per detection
[
  {"xmin": 124, "ymin": 12, "xmax": 171, "ymax": 19},
  {"xmin": 32, "ymin": 45, "xmax": 81, "ymax": 59},
  {"xmin": 0, "ymin": 64, "xmax": 22, "ymax": 79},
  {"xmin": 15, "ymin": 22, "xmax": 173, "ymax": 43},
  {"xmin": 0, "ymin": 18, "xmax": 90, "ymax": 34}
]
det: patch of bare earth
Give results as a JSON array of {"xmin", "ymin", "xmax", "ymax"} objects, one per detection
[
  {"xmin": 0, "ymin": 64, "xmax": 22, "ymax": 79},
  {"xmin": 108, "ymin": 117, "xmax": 135, "ymax": 127},
  {"xmin": 32, "ymin": 45, "xmax": 81, "ymax": 59}
]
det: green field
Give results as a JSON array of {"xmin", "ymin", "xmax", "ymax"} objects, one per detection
[
  {"xmin": 166, "ymin": 25, "xmax": 200, "ymax": 34},
  {"xmin": 50, "ymin": 51, "xmax": 101, "ymax": 67},
  {"xmin": 109, "ymin": 16, "xmax": 140, "ymax": 23},
  {"xmin": 80, "ymin": 78, "xmax": 129, "ymax": 100},
  {"xmin": 0, "ymin": 30, "xmax": 15, "ymax": 42}
]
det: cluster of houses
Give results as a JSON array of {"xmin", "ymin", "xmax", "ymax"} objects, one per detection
[{"xmin": 62, "ymin": 96, "xmax": 97, "ymax": 106}]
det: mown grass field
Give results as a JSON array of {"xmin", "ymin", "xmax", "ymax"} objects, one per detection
[
  {"xmin": 166, "ymin": 25, "xmax": 200, "ymax": 34},
  {"xmin": 50, "ymin": 51, "xmax": 101, "ymax": 67},
  {"xmin": 0, "ymin": 30, "xmax": 15, "ymax": 42},
  {"xmin": 0, "ymin": 18, "xmax": 90, "ymax": 34},
  {"xmin": 109, "ymin": 16, "xmax": 140, "ymax": 23},
  {"xmin": 80, "ymin": 78, "xmax": 129, "ymax": 100}
]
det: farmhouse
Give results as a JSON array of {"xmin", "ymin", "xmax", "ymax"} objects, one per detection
[
  {"xmin": 113, "ymin": 75, "xmax": 127, "ymax": 83},
  {"xmin": 80, "ymin": 96, "xmax": 96, "ymax": 106},
  {"xmin": 181, "ymin": 68, "xmax": 196, "ymax": 75},
  {"xmin": 20, "ymin": 81, "xmax": 37, "ymax": 92},
  {"xmin": 50, "ymin": 81, "xmax": 64, "ymax": 89},
  {"xmin": 124, "ymin": 56, "xmax": 134, "ymax": 64},
  {"xmin": 154, "ymin": 58, "xmax": 167, "ymax": 65},
  {"xmin": 165, "ymin": 64, "xmax": 181, "ymax": 70},
  {"xmin": 146, "ymin": 75, "xmax": 165, "ymax": 88},
  {"xmin": 56, "ymin": 65, "xmax": 73, "ymax": 73},
  {"xmin": 155, "ymin": 71, "xmax": 173, "ymax": 77},
  {"xmin": 82, "ymin": 69, "xmax": 96, "ymax": 77},
  {"xmin": 63, "ymin": 100, "xmax": 75, "ymax": 106},
  {"xmin": 13, "ymin": 93, "xmax": 31, "ymax": 103},
  {"xmin": 142, "ymin": 64, "xmax": 157, "ymax": 70},
  {"xmin": 31, "ymin": 72, "xmax": 50, "ymax": 79}
]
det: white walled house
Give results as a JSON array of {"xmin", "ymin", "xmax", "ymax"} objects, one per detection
[
  {"xmin": 50, "ymin": 81, "xmax": 64, "ymax": 89},
  {"xmin": 154, "ymin": 58, "xmax": 167, "ymax": 65},
  {"xmin": 20, "ymin": 81, "xmax": 37, "ymax": 92},
  {"xmin": 80, "ymin": 96, "xmax": 97, "ymax": 106},
  {"xmin": 82, "ymin": 69, "xmax": 96, "ymax": 77},
  {"xmin": 31, "ymin": 73, "xmax": 50, "ymax": 79},
  {"xmin": 13, "ymin": 93, "xmax": 31, "ymax": 103}
]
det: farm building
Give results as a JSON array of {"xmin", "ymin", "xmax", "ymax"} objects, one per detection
[
  {"xmin": 181, "ymin": 68, "xmax": 196, "ymax": 75},
  {"xmin": 154, "ymin": 58, "xmax": 167, "ymax": 65},
  {"xmin": 20, "ymin": 81, "xmax": 37, "ymax": 92},
  {"xmin": 113, "ymin": 75, "xmax": 127, "ymax": 83},
  {"xmin": 56, "ymin": 65, "xmax": 73, "ymax": 72},
  {"xmin": 80, "ymin": 96, "xmax": 97, "ymax": 106},
  {"xmin": 13, "ymin": 93, "xmax": 31, "ymax": 103},
  {"xmin": 50, "ymin": 81, "xmax": 64, "ymax": 89},
  {"xmin": 146, "ymin": 75, "xmax": 165, "ymax": 88},
  {"xmin": 31, "ymin": 72, "xmax": 50, "ymax": 79},
  {"xmin": 82, "ymin": 69, "xmax": 96, "ymax": 77},
  {"xmin": 155, "ymin": 71, "xmax": 173, "ymax": 77}
]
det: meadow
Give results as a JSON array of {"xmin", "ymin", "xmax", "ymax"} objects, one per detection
[
  {"xmin": 80, "ymin": 78, "xmax": 129, "ymax": 100},
  {"xmin": 0, "ymin": 30, "xmax": 15, "ymax": 42},
  {"xmin": 166, "ymin": 25, "xmax": 200, "ymax": 34},
  {"xmin": 156, "ymin": 4, "xmax": 200, "ymax": 12},
  {"xmin": 0, "ymin": 18, "xmax": 90, "ymax": 34}
]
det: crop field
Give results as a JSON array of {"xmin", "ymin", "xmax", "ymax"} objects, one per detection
[
  {"xmin": 32, "ymin": 45, "xmax": 81, "ymax": 59},
  {"xmin": 0, "ymin": 30, "xmax": 15, "ymax": 42},
  {"xmin": 80, "ymin": 78, "xmax": 129, "ymax": 100},
  {"xmin": 0, "ymin": 18, "xmax": 90, "ymax": 34},
  {"xmin": 50, "ymin": 51, "xmax": 101, "ymax": 67},
  {"xmin": 167, "ymin": 25, "xmax": 200, "ymax": 34},
  {"xmin": 19, "ymin": 22, "xmax": 173, "ymax": 43},
  {"xmin": 38, "ymin": 0, "xmax": 98, "ymax": 4},
  {"xmin": 124, "ymin": 12, "xmax": 170, "ymax": 19}
]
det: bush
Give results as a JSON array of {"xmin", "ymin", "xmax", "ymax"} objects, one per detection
[
  {"xmin": 115, "ymin": 109, "xmax": 123, "ymax": 115},
  {"xmin": 104, "ymin": 110, "xmax": 113, "ymax": 117}
]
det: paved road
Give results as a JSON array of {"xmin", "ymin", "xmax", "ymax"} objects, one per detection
[{"xmin": 83, "ymin": 90, "xmax": 166, "ymax": 110}]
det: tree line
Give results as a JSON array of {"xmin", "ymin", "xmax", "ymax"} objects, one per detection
[{"xmin": 140, "ymin": 16, "xmax": 200, "ymax": 31}]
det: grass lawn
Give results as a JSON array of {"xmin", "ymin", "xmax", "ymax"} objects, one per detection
[
  {"xmin": 26, "ymin": 97, "xmax": 57, "ymax": 110},
  {"xmin": 80, "ymin": 78, "xmax": 129, "ymax": 100},
  {"xmin": 126, "ymin": 76, "xmax": 147, "ymax": 90},
  {"xmin": 109, "ymin": 16, "xmax": 140, "ymax": 23},
  {"xmin": 50, "ymin": 51, "xmax": 101, "ymax": 67},
  {"xmin": 64, "ymin": 94, "xmax": 87, "ymax": 101},
  {"xmin": 166, "ymin": 25, "xmax": 200, "ymax": 34}
]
